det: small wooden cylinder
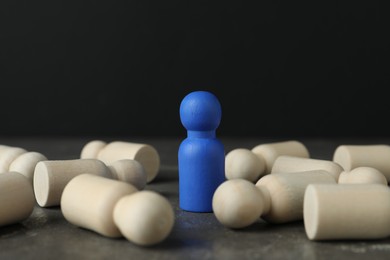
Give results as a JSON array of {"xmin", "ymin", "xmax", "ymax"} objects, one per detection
[
  {"xmin": 251, "ymin": 140, "xmax": 309, "ymax": 175},
  {"xmin": 61, "ymin": 174, "xmax": 138, "ymax": 237},
  {"xmin": 333, "ymin": 145, "xmax": 390, "ymax": 183},
  {"xmin": 33, "ymin": 159, "xmax": 111, "ymax": 207},
  {"xmin": 271, "ymin": 155, "xmax": 343, "ymax": 181},
  {"xmin": 256, "ymin": 170, "xmax": 336, "ymax": 223},
  {"xmin": 304, "ymin": 184, "xmax": 390, "ymax": 240},
  {"xmin": 0, "ymin": 172, "xmax": 35, "ymax": 227}
]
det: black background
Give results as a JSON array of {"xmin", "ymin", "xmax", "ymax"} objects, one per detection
[{"xmin": 1, "ymin": 1, "xmax": 389, "ymax": 138}]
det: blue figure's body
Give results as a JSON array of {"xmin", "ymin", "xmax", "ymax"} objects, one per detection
[{"xmin": 178, "ymin": 91, "xmax": 225, "ymax": 212}]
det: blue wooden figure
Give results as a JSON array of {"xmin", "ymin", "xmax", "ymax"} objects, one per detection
[{"xmin": 178, "ymin": 90, "xmax": 226, "ymax": 212}]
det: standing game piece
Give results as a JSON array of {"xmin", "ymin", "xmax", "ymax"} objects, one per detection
[
  {"xmin": 304, "ymin": 183, "xmax": 390, "ymax": 240},
  {"xmin": 178, "ymin": 90, "xmax": 225, "ymax": 212}
]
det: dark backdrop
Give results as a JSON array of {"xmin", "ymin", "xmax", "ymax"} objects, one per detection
[{"xmin": 1, "ymin": 1, "xmax": 389, "ymax": 138}]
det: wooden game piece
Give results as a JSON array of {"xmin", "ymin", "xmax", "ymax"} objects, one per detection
[
  {"xmin": 338, "ymin": 167, "xmax": 388, "ymax": 185},
  {"xmin": 107, "ymin": 159, "xmax": 147, "ymax": 190},
  {"xmin": 251, "ymin": 140, "xmax": 310, "ymax": 175},
  {"xmin": 257, "ymin": 170, "xmax": 336, "ymax": 223},
  {"xmin": 80, "ymin": 140, "xmax": 160, "ymax": 183},
  {"xmin": 0, "ymin": 147, "xmax": 27, "ymax": 173},
  {"xmin": 0, "ymin": 145, "xmax": 47, "ymax": 183},
  {"xmin": 9, "ymin": 152, "xmax": 48, "ymax": 184},
  {"xmin": 33, "ymin": 158, "xmax": 145, "ymax": 207},
  {"xmin": 271, "ymin": 155, "xmax": 343, "ymax": 181},
  {"xmin": 212, "ymin": 170, "xmax": 336, "ymax": 228},
  {"xmin": 61, "ymin": 174, "xmax": 138, "ymax": 237},
  {"xmin": 212, "ymin": 179, "xmax": 265, "ymax": 228},
  {"xmin": 178, "ymin": 90, "xmax": 225, "ymax": 212},
  {"xmin": 80, "ymin": 140, "xmax": 107, "ymax": 159},
  {"xmin": 0, "ymin": 172, "xmax": 35, "ymax": 227},
  {"xmin": 333, "ymin": 144, "xmax": 390, "ymax": 183},
  {"xmin": 113, "ymin": 190, "xmax": 175, "ymax": 246},
  {"xmin": 304, "ymin": 183, "xmax": 390, "ymax": 240},
  {"xmin": 225, "ymin": 148, "xmax": 265, "ymax": 182},
  {"xmin": 0, "ymin": 145, "xmax": 11, "ymax": 156}
]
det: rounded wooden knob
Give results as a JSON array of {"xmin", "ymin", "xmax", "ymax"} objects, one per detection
[
  {"xmin": 9, "ymin": 152, "xmax": 47, "ymax": 184},
  {"xmin": 113, "ymin": 191, "xmax": 175, "ymax": 246},
  {"xmin": 212, "ymin": 179, "xmax": 265, "ymax": 228},
  {"xmin": 225, "ymin": 148, "xmax": 265, "ymax": 182},
  {"xmin": 338, "ymin": 167, "xmax": 387, "ymax": 185},
  {"xmin": 333, "ymin": 144, "xmax": 390, "ymax": 183}
]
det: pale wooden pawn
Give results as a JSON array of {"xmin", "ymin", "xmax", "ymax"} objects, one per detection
[
  {"xmin": 80, "ymin": 140, "xmax": 160, "ymax": 183},
  {"xmin": 304, "ymin": 183, "xmax": 390, "ymax": 240},
  {"xmin": 333, "ymin": 144, "xmax": 390, "ymax": 183},
  {"xmin": 0, "ymin": 172, "xmax": 35, "ymax": 227},
  {"xmin": 33, "ymin": 158, "xmax": 146, "ymax": 207},
  {"xmin": 113, "ymin": 191, "xmax": 175, "ymax": 246},
  {"xmin": 251, "ymin": 140, "xmax": 310, "ymax": 175},
  {"xmin": 61, "ymin": 174, "xmax": 138, "ymax": 237},
  {"xmin": 271, "ymin": 155, "xmax": 343, "ymax": 181},
  {"xmin": 0, "ymin": 145, "xmax": 47, "ymax": 184},
  {"xmin": 338, "ymin": 166, "xmax": 388, "ymax": 185},
  {"xmin": 0, "ymin": 147, "xmax": 27, "ymax": 173},
  {"xmin": 61, "ymin": 174, "xmax": 175, "ymax": 246},
  {"xmin": 9, "ymin": 152, "xmax": 48, "ymax": 183},
  {"xmin": 225, "ymin": 148, "xmax": 265, "ymax": 182},
  {"xmin": 224, "ymin": 140, "xmax": 309, "ymax": 182},
  {"xmin": 212, "ymin": 170, "xmax": 336, "ymax": 229}
]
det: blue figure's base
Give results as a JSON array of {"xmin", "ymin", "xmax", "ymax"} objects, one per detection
[
  {"xmin": 179, "ymin": 206, "xmax": 213, "ymax": 213},
  {"xmin": 178, "ymin": 137, "xmax": 225, "ymax": 213}
]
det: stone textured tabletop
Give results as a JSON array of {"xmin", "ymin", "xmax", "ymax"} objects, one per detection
[{"xmin": 1, "ymin": 136, "xmax": 390, "ymax": 260}]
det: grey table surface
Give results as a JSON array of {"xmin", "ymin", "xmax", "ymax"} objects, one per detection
[{"xmin": 1, "ymin": 136, "xmax": 390, "ymax": 260}]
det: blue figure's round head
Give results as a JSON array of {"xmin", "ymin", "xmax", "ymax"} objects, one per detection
[{"xmin": 180, "ymin": 91, "xmax": 222, "ymax": 131}]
